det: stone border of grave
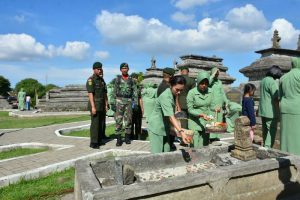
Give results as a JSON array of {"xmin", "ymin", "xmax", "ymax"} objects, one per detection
[{"xmin": 0, "ymin": 149, "xmax": 149, "ymax": 188}]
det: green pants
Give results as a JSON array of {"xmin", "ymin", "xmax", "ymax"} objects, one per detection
[
  {"xmin": 90, "ymin": 111, "xmax": 106, "ymax": 145},
  {"xmin": 262, "ymin": 117, "xmax": 278, "ymax": 148},
  {"xmin": 149, "ymin": 130, "xmax": 170, "ymax": 153},
  {"xmin": 191, "ymin": 130, "xmax": 209, "ymax": 148}
]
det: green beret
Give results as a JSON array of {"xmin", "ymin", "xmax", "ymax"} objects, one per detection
[
  {"xmin": 179, "ymin": 66, "xmax": 189, "ymax": 71},
  {"xmin": 93, "ymin": 62, "xmax": 102, "ymax": 69},
  {"xmin": 131, "ymin": 73, "xmax": 138, "ymax": 79},
  {"xmin": 120, "ymin": 62, "xmax": 129, "ymax": 69},
  {"xmin": 163, "ymin": 67, "xmax": 175, "ymax": 76}
]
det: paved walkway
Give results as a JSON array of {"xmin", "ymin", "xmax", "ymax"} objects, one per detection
[{"xmin": 0, "ymin": 111, "xmax": 233, "ymax": 192}]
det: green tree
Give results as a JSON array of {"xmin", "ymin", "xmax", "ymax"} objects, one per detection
[
  {"xmin": 0, "ymin": 75, "xmax": 11, "ymax": 97},
  {"xmin": 15, "ymin": 78, "xmax": 45, "ymax": 106},
  {"xmin": 45, "ymin": 84, "xmax": 59, "ymax": 92}
]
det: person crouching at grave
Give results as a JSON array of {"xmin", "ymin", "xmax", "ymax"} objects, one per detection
[
  {"xmin": 187, "ymin": 71, "xmax": 213, "ymax": 148},
  {"xmin": 148, "ymin": 75, "xmax": 190, "ymax": 153}
]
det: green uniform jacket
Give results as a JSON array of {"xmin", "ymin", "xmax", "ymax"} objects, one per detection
[
  {"xmin": 187, "ymin": 72, "xmax": 213, "ymax": 132},
  {"xmin": 209, "ymin": 78, "xmax": 227, "ymax": 111},
  {"xmin": 86, "ymin": 74, "xmax": 107, "ymax": 111},
  {"xmin": 178, "ymin": 75, "xmax": 196, "ymax": 110},
  {"xmin": 259, "ymin": 76, "xmax": 279, "ymax": 118},
  {"xmin": 142, "ymin": 85, "xmax": 157, "ymax": 121},
  {"xmin": 148, "ymin": 88, "xmax": 175, "ymax": 136}
]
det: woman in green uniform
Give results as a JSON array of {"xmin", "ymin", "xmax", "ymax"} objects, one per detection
[
  {"xmin": 209, "ymin": 67, "xmax": 228, "ymax": 141},
  {"xmin": 141, "ymin": 83, "xmax": 157, "ymax": 123},
  {"xmin": 187, "ymin": 71, "xmax": 213, "ymax": 148},
  {"xmin": 225, "ymin": 101, "xmax": 242, "ymax": 133},
  {"xmin": 259, "ymin": 65, "xmax": 282, "ymax": 148},
  {"xmin": 148, "ymin": 76, "xmax": 189, "ymax": 153},
  {"xmin": 279, "ymin": 57, "xmax": 300, "ymax": 155}
]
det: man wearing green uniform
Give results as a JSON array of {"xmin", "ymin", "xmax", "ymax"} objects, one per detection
[
  {"xmin": 178, "ymin": 66, "xmax": 196, "ymax": 129},
  {"xmin": 157, "ymin": 67, "xmax": 176, "ymax": 150},
  {"xmin": 209, "ymin": 67, "xmax": 228, "ymax": 141},
  {"xmin": 279, "ymin": 57, "xmax": 300, "ymax": 155},
  {"xmin": 86, "ymin": 62, "xmax": 108, "ymax": 149},
  {"xmin": 187, "ymin": 71, "xmax": 213, "ymax": 148},
  {"xmin": 17, "ymin": 88, "xmax": 26, "ymax": 111},
  {"xmin": 130, "ymin": 73, "xmax": 144, "ymax": 140},
  {"xmin": 259, "ymin": 65, "xmax": 282, "ymax": 148},
  {"xmin": 157, "ymin": 67, "xmax": 175, "ymax": 96},
  {"xmin": 111, "ymin": 63, "xmax": 138, "ymax": 146}
]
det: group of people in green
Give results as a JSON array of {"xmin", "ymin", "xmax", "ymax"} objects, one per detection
[{"xmin": 87, "ymin": 57, "xmax": 300, "ymax": 156}]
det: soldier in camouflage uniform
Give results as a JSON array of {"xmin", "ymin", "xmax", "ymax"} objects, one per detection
[
  {"xmin": 86, "ymin": 62, "xmax": 109, "ymax": 149},
  {"xmin": 111, "ymin": 63, "xmax": 138, "ymax": 146}
]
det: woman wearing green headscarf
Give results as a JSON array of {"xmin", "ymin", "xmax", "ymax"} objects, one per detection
[
  {"xmin": 187, "ymin": 71, "xmax": 213, "ymax": 148},
  {"xmin": 209, "ymin": 67, "xmax": 228, "ymax": 141},
  {"xmin": 279, "ymin": 57, "xmax": 300, "ymax": 155}
]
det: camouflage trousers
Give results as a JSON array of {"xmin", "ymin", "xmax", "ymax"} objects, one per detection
[{"xmin": 114, "ymin": 98, "xmax": 132, "ymax": 135}]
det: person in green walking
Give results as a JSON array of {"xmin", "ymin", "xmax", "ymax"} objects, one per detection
[
  {"xmin": 259, "ymin": 65, "xmax": 282, "ymax": 148},
  {"xmin": 279, "ymin": 57, "xmax": 300, "ymax": 155},
  {"xmin": 209, "ymin": 67, "xmax": 228, "ymax": 142},
  {"xmin": 86, "ymin": 62, "xmax": 109, "ymax": 149},
  {"xmin": 187, "ymin": 71, "xmax": 214, "ymax": 148},
  {"xmin": 148, "ymin": 75, "xmax": 189, "ymax": 153},
  {"xmin": 17, "ymin": 88, "xmax": 26, "ymax": 111}
]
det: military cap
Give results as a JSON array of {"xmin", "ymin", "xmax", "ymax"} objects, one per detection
[
  {"xmin": 131, "ymin": 73, "xmax": 139, "ymax": 79},
  {"xmin": 179, "ymin": 66, "xmax": 189, "ymax": 71},
  {"xmin": 120, "ymin": 62, "xmax": 129, "ymax": 69},
  {"xmin": 163, "ymin": 67, "xmax": 175, "ymax": 76},
  {"xmin": 93, "ymin": 62, "xmax": 102, "ymax": 69}
]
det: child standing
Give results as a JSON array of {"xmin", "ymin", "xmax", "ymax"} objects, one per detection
[{"xmin": 242, "ymin": 83, "xmax": 256, "ymax": 141}]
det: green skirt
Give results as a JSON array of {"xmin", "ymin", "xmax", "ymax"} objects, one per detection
[{"xmin": 280, "ymin": 113, "xmax": 300, "ymax": 155}]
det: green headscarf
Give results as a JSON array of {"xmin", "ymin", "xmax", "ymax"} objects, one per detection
[
  {"xmin": 292, "ymin": 57, "xmax": 300, "ymax": 69},
  {"xmin": 196, "ymin": 71, "xmax": 210, "ymax": 86}
]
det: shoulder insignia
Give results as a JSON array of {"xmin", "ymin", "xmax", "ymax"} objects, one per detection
[{"xmin": 88, "ymin": 79, "xmax": 92, "ymax": 86}]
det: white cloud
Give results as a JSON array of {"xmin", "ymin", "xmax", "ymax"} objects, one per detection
[
  {"xmin": 226, "ymin": 4, "xmax": 269, "ymax": 31},
  {"xmin": 56, "ymin": 41, "xmax": 90, "ymax": 60},
  {"xmin": 173, "ymin": 0, "xmax": 217, "ymax": 10},
  {"xmin": 171, "ymin": 12, "xmax": 196, "ymax": 26},
  {"xmin": 0, "ymin": 33, "xmax": 90, "ymax": 61},
  {"xmin": 95, "ymin": 7, "xmax": 300, "ymax": 54},
  {"xmin": 94, "ymin": 51, "xmax": 110, "ymax": 59}
]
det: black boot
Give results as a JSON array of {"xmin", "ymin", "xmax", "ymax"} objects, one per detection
[
  {"xmin": 125, "ymin": 134, "xmax": 131, "ymax": 144},
  {"xmin": 116, "ymin": 135, "xmax": 122, "ymax": 146}
]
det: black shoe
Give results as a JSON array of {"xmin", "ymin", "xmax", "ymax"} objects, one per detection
[
  {"xmin": 99, "ymin": 140, "xmax": 106, "ymax": 146},
  {"xmin": 116, "ymin": 135, "xmax": 123, "ymax": 146},
  {"xmin": 90, "ymin": 143, "xmax": 100, "ymax": 149},
  {"xmin": 125, "ymin": 134, "xmax": 131, "ymax": 144},
  {"xmin": 170, "ymin": 143, "xmax": 177, "ymax": 151}
]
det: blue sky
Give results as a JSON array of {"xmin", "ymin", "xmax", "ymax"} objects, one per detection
[{"xmin": 0, "ymin": 0, "xmax": 299, "ymax": 87}]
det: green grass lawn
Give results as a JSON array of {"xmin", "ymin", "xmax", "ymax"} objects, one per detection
[
  {"xmin": 0, "ymin": 168, "xmax": 75, "ymax": 200},
  {"xmin": 0, "ymin": 111, "xmax": 90, "ymax": 129},
  {"xmin": 0, "ymin": 148, "xmax": 48, "ymax": 160}
]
